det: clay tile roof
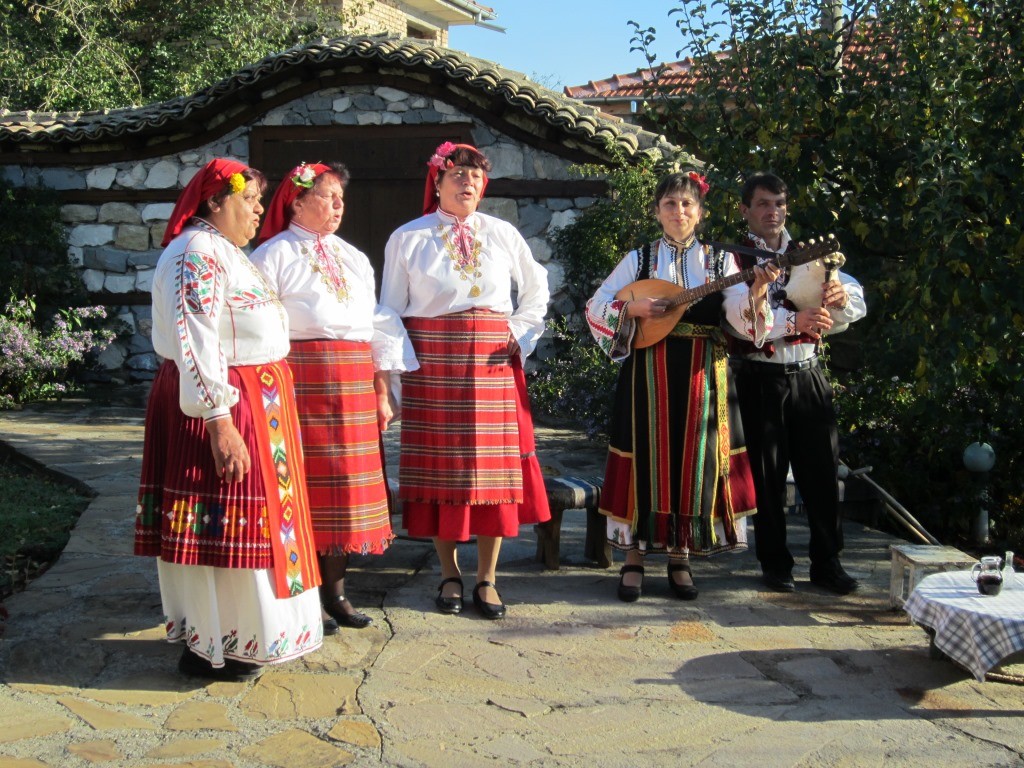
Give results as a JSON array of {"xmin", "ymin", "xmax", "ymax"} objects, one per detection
[{"xmin": 0, "ymin": 35, "xmax": 677, "ymax": 162}]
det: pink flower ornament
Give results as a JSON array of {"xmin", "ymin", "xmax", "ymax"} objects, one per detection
[
  {"xmin": 290, "ymin": 163, "xmax": 317, "ymax": 189},
  {"xmin": 428, "ymin": 141, "xmax": 458, "ymax": 170}
]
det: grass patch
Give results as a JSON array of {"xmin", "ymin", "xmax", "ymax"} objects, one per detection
[{"xmin": 0, "ymin": 453, "xmax": 90, "ymax": 599}]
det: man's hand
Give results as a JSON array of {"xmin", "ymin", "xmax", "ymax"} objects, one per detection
[
  {"xmin": 822, "ymin": 279, "xmax": 849, "ymax": 310},
  {"xmin": 795, "ymin": 307, "xmax": 833, "ymax": 339}
]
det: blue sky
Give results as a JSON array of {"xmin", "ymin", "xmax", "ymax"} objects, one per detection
[{"xmin": 448, "ymin": 1, "xmax": 685, "ymax": 91}]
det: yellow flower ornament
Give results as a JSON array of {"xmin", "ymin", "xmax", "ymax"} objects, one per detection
[{"xmin": 228, "ymin": 173, "xmax": 246, "ymax": 194}]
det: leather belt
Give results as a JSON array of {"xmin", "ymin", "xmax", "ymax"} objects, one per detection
[{"xmin": 732, "ymin": 356, "xmax": 819, "ymax": 375}]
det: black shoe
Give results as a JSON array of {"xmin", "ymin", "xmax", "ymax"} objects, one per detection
[
  {"xmin": 177, "ymin": 647, "xmax": 263, "ymax": 682},
  {"xmin": 322, "ymin": 617, "xmax": 340, "ymax": 636},
  {"xmin": 322, "ymin": 596, "xmax": 373, "ymax": 629},
  {"xmin": 809, "ymin": 560, "xmax": 860, "ymax": 595},
  {"xmin": 762, "ymin": 569, "xmax": 796, "ymax": 593},
  {"xmin": 617, "ymin": 564, "xmax": 645, "ymax": 602},
  {"xmin": 435, "ymin": 576, "xmax": 464, "ymax": 615},
  {"xmin": 668, "ymin": 561, "xmax": 699, "ymax": 600},
  {"xmin": 472, "ymin": 580, "xmax": 507, "ymax": 620}
]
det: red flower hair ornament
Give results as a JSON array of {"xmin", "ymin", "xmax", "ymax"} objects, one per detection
[{"xmin": 688, "ymin": 171, "xmax": 710, "ymax": 196}]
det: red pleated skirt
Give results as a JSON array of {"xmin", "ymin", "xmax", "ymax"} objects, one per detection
[
  {"xmin": 135, "ymin": 360, "xmax": 320, "ymax": 598},
  {"xmin": 288, "ymin": 339, "xmax": 394, "ymax": 555},
  {"xmin": 400, "ymin": 311, "xmax": 550, "ymax": 540}
]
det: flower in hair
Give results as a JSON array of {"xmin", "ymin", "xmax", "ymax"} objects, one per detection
[
  {"xmin": 290, "ymin": 163, "xmax": 317, "ymax": 189},
  {"xmin": 228, "ymin": 173, "xmax": 247, "ymax": 194},
  {"xmin": 688, "ymin": 171, "xmax": 710, "ymax": 196},
  {"xmin": 428, "ymin": 141, "xmax": 458, "ymax": 170}
]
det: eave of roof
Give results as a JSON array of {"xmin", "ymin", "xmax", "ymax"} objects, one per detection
[{"xmin": 0, "ymin": 35, "xmax": 676, "ymax": 165}]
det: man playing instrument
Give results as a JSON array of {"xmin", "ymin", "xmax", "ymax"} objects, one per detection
[{"xmin": 727, "ymin": 172, "xmax": 867, "ymax": 595}]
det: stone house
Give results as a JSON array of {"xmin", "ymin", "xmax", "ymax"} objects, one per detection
[{"xmin": 0, "ymin": 35, "xmax": 676, "ymax": 381}]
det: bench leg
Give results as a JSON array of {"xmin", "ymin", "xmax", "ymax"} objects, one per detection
[
  {"xmin": 584, "ymin": 507, "xmax": 612, "ymax": 568},
  {"xmin": 535, "ymin": 506, "xmax": 565, "ymax": 570}
]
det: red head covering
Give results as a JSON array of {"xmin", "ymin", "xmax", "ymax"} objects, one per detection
[
  {"xmin": 161, "ymin": 158, "xmax": 250, "ymax": 247},
  {"xmin": 422, "ymin": 142, "xmax": 490, "ymax": 215},
  {"xmin": 256, "ymin": 162, "xmax": 334, "ymax": 244}
]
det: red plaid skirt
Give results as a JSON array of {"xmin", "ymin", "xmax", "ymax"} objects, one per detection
[
  {"xmin": 135, "ymin": 360, "xmax": 320, "ymax": 598},
  {"xmin": 401, "ymin": 311, "xmax": 550, "ymax": 540},
  {"xmin": 288, "ymin": 339, "xmax": 393, "ymax": 555}
]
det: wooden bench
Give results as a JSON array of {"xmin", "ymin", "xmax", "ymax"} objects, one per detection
[
  {"xmin": 534, "ymin": 475, "xmax": 612, "ymax": 570},
  {"xmin": 890, "ymin": 543, "xmax": 977, "ymax": 608}
]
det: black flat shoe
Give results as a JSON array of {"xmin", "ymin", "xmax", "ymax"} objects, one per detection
[
  {"xmin": 617, "ymin": 564, "xmax": 644, "ymax": 602},
  {"xmin": 177, "ymin": 647, "xmax": 263, "ymax": 682},
  {"xmin": 323, "ymin": 596, "xmax": 373, "ymax": 629},
  {"xmin": 322, "ymin": 617, "xmax": 340, "ymax": 636},
  {"xmin": 762, "ymin": 569, "xmax": 796, "ymax": 593},
  {"xmin": 472, "ymin": 580, "xmax": 506, "ymax": 620},
  {"xmin": 668, "ymin": 561, "xmax": 699, "ymax": 600},
  {"xmin": 435, "ymin": 576, "xmax": 464, "ymax": 615}
]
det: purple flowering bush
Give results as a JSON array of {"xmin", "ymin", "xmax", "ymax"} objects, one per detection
[{"xmin": 0, "ymin": 296, "xmax": 116, "ymax": 409}]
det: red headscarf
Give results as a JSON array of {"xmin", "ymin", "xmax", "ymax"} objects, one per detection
[
  {"xmin": 422, "ymin": 142, "xmax": 489, "ymax": 215},
  {"xmin": 161, "ymin": 158, "xmax": 250, "ymax": 247},
  {"xmin": 256, "ymin": 162, "xmax": 334, "ymax": 244}
]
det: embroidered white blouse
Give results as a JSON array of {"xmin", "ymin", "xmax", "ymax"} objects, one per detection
[
  {"xmin": 151, "ymin": 219, "xmax": 289, "ymax": 421},
  {"xmin": 586, "ymin": 238, "xmax": 761, "ymax": 362},
  {"xmin": 730, "ymin": 228, "xmax": 867, "ymax": 365},
  {"xmin": 249, "ymin": 222, "xmax": 418, "ymax": 373},
  {"xmin": 380, "ymin": 209, "xmax": 550, "ymax": 359}
]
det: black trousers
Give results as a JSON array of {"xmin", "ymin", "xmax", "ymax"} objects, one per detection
[{"xmin": 731, "ymin": 358, "xmax": 843, "ymax": 574}]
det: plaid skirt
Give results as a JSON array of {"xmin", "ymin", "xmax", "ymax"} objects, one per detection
[
  {"xmin": 135, "ymin": 360, "xmax": 320, "ymax": 598},
  {"xmin": 400, "ymin": 311, "xmax": 550, "ymax": 540},
  {"xmin": 288, "ymin": 339, "xmax": 394, "ymax": 555}
]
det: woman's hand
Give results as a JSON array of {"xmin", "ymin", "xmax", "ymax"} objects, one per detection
[
  {"xmin": 749, "ymin": 262, "xmax": 782, "ymax": 305},
  {"xmin": 206, "ymin": 416, "xmax": 251, "ymax": 483},
  {"xmin": 625, "ymin": 297, "xmax": 671, "ymax": 319},
  {"xmin": 795, "ymin": 308, "xmax": 833, "ymax": 339},
  {"xmin": 374, "ymin": 371, "xmax": 394, "ymax": 432},
  {"xmin": 507, "ymin": 333, "xmax": 521, "ymax": 358}
]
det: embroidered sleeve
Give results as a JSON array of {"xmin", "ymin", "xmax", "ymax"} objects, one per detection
[
  {"xmin": 587, "ymin": 251, "xmax": 641, "ymax": 363},
  {"xmin": 172, "ymin": 247, "xmax": 238, "ymax": 420},
  {"xmin": 371, "ymin": 304, "xmax": 420, "ymax": 373},
  {"xmin": 722, "ymin": 249, "xmax": 774, "ymax": 347}
]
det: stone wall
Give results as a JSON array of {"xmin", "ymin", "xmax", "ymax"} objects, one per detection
[{"xmin": 9, "ymin": 84, "xmax": 594, "ymax": 383}]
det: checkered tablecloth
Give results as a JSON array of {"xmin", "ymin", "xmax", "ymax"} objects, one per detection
[{"xmin": 904, "ymin": 570, "xmax": 1024, "ymax": 681}]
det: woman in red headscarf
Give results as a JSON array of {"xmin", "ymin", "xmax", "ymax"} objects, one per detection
[
  {"xmin": 380, "ymin": 142, "xmax": 551, "ymax": 620},
  {"xmin": 134, "ymin": 158, "xmax": 322, "ymax": 681},
  {"xmin": 250, "ymin": 162, "xmax": 417, "ymax": 634}
]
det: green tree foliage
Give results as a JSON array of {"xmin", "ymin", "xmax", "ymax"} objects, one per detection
[
  {"xmin": 0, "ymin": 0, "xmax": 373, "ymax": 111},
  {"xmin": 630, "ymin": 0, "xmax": 1023, "ymax": 543}
]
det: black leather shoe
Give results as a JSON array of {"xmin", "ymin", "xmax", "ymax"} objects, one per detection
[
  {"xmin": 810, "ymin": 560, "xmax": 860, "ymax": 595},
  {"xmin": 617, "ymin": 564, "xmax": 644, "ymax": 602},
  {"xmin": 762, "ymin": 569, "xmax": 796, "ymax": 592},
  {"xmin": 322, "ymin": 617, "xmax": 340, "ymax": 636},
  {"xmin": 178, "ymin": 647, "xmax": 263, "ymax": 682},
  {"xmin": 323, "ymin": 596, "xmax": 373, "ymax": 629},
  {"xmin": 472, "ymin": 580, "xmax": 506, "ymax": 620},
  {"xmin": 435, "ymin": 576, "xmax": 464, "ymax": 615},
  {"xmin": 668, "ymin": 561, "xmax": 699, "ymax": 600}
]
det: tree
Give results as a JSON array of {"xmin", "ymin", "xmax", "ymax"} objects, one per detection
[
  {"xmin": 0, "ymin": 0, "xmax": 373, "ymax": 111},
  {"xmin": 630, "ymin": 0, "xmax": 1024, "ymax": 544}
]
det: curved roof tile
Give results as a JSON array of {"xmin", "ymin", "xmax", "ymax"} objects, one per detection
[{"xmin": 0, "ymin": 35, "xmax": 676, "ymax": 163}]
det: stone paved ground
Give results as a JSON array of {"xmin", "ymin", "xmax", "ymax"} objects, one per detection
[{"xmin": 1, "ymin": 400, "xmax": 1023, "ymax": 768}]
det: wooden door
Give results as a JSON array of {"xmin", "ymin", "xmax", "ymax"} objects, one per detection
[{"xmin": 250, "ymin": 124, "xmax": 475, "ymax": 282}]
